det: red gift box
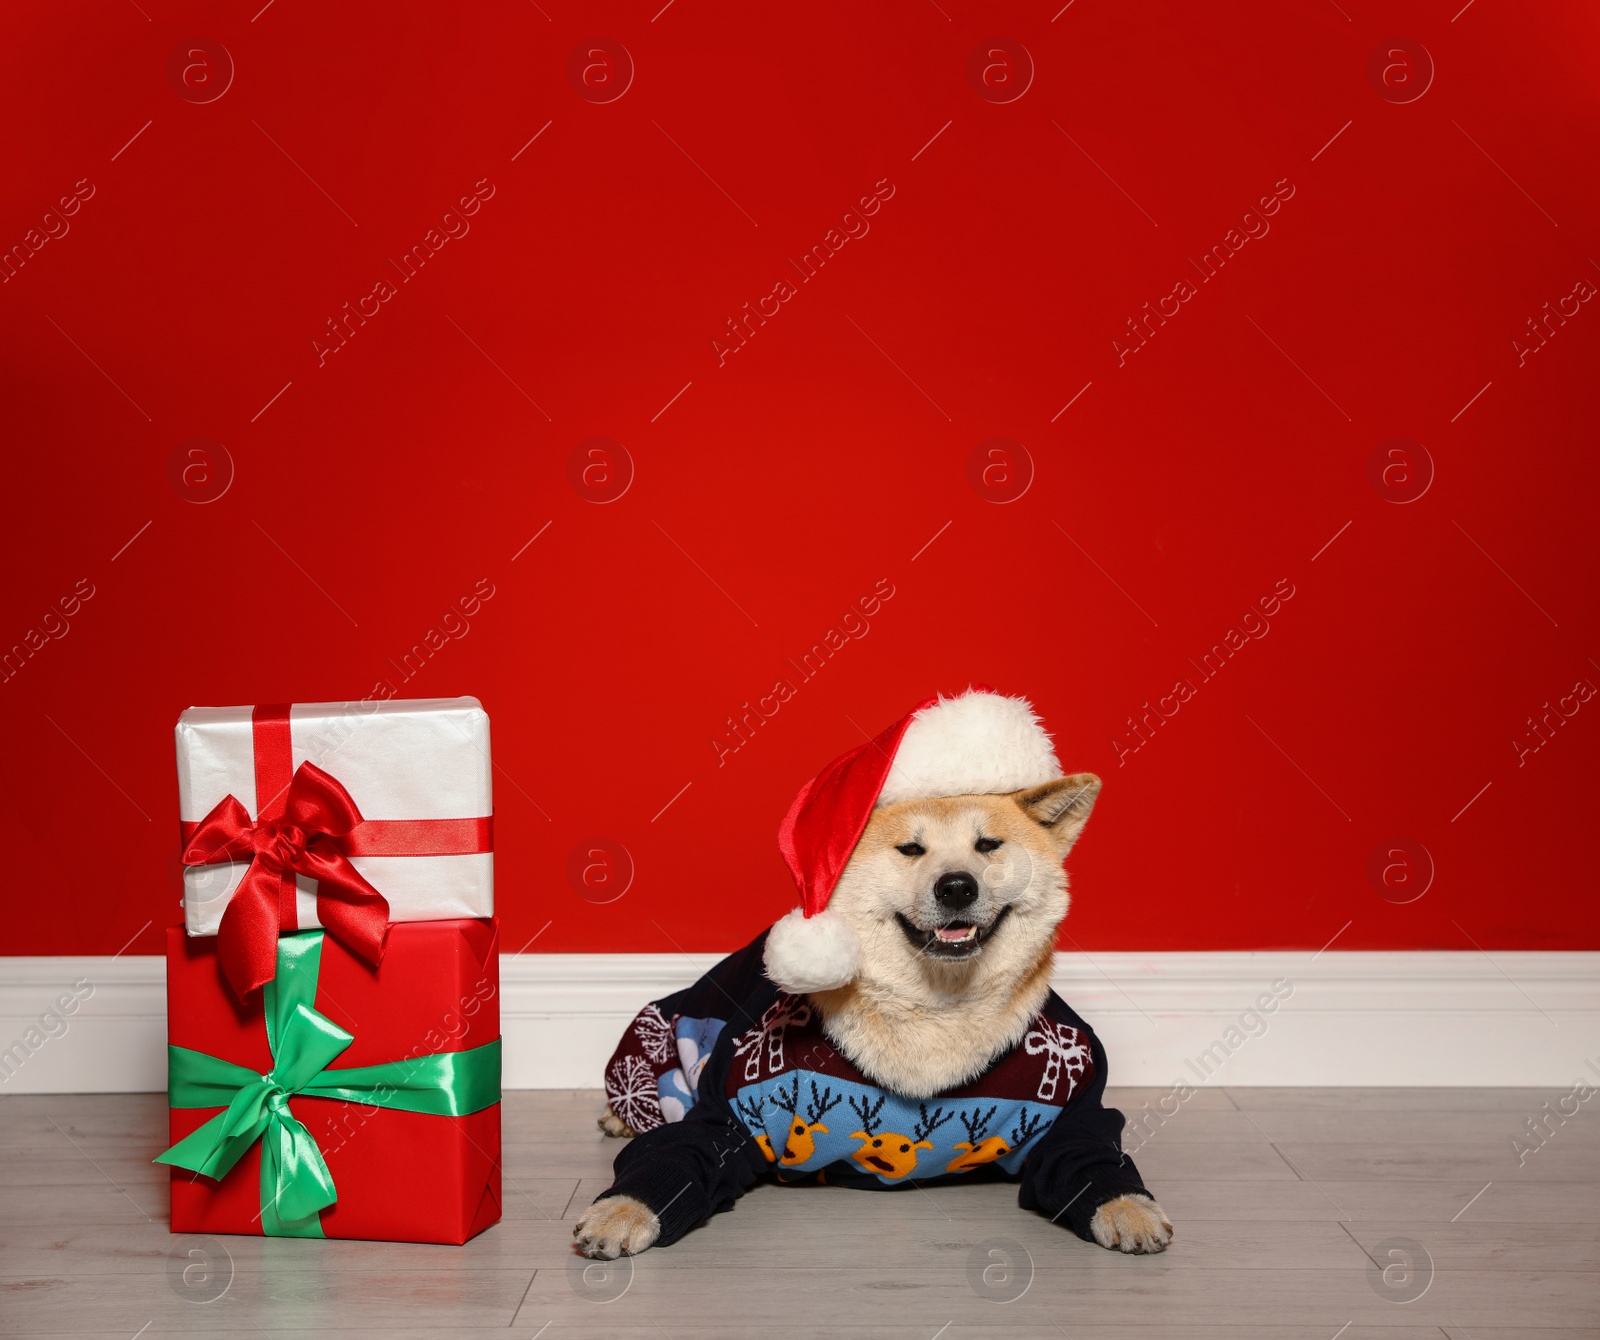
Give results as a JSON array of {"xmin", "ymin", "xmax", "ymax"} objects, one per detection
[{"xmin": 164, "ymin": 918, "xmax": 502, "ymax": 1244}]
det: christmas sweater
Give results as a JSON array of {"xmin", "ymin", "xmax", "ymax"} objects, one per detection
[{"xmin": 598, "ymin": 931, "xmax": 1151, "ymax": 1246}]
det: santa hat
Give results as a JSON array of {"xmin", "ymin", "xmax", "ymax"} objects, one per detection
[{"xmin": 764, "ymin": 688, "xmax": 1064, "ymax": 993}]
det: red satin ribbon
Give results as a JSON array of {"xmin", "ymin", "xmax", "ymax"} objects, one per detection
[
  {"xmin": 180, "ymin": 703, "xmax": 491, "ymax": 997},
  {"xmin": 178, "ymin": 816, "xmax": 495, "ymax": 857}
]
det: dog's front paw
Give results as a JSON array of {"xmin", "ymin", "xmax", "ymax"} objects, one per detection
[
  {"xmin": 573, "ymin": 1195, "xmax": 660, "ymax": 1259},
  {"xmin": 1090, "ymin": 1194, "xmax": 1173, "ymax": 1254}
]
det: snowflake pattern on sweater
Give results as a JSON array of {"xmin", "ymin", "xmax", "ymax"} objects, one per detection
[{"xmin": 606, "ymin": 1007, "xmax": 728, "ymax": 1130}]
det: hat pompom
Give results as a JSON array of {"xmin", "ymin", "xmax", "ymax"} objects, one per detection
[{"xmin": 763, "ymin": 905, "xmax": 861, "ymax": 992}]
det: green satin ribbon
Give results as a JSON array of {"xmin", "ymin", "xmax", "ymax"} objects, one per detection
[{"xmin": 156, "ymin": 931, "xmax": 500, "ymax": 1237}]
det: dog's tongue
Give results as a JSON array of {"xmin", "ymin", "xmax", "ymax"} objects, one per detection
[{"xmin": 935, "ymin": 923, "xmax": 976, "ymax": 943}]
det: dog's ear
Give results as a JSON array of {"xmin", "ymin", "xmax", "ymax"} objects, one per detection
[{"xmin": 1014, "ymin": 774, "xmax": 1101, "ymax": 856}]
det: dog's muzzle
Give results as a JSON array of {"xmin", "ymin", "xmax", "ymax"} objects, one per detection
[{"xmin": 894, "ymin": 904, "xmax": 1011, "ymax": 961}]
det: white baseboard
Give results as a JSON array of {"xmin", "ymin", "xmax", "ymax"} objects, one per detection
[{"xmin": 2, "ymin": 951, "xmax": 1596, "ymax": 1093}]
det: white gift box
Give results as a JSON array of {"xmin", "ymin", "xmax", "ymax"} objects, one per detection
[{"xmin": 175, "ymin": 697, "xmax": 493, "ymax": 937}]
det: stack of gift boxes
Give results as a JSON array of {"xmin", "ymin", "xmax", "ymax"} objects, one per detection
[{"xmin": 158, "ymin": 698, "xmax": 502, "ymax": 1244}]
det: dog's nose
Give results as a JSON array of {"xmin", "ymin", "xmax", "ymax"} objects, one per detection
[{"xmin": 933, "ymin": 871, "xmax": 979, "ymax": 910}]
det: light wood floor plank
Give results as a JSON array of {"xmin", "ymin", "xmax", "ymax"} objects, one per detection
[
  {"xmin": 1219, "ymin": 1106, "xmax": 1600, "ymax": 1146},
  {"xmin": 1124, "ymin": 1139, "xmax": 1305, "ymax": 1180},
  {"xmin": 1274, "ymin": 1140, "xmax": 1600, "ymax": 1182},
  {"xmin": 1224, "ymin": 1086, "xmax": 1577, "ymax": 1112},
  {"xmin": 16, "ymin": 1329, "xmax": 1600, "ymax": 1340},
  {"xmin": 510, "ymin": 1264, "xmax": 1600, "ymax": 1329},
  {"xmin": 1149, "ymin": 1176, "xmax": 1600, "ymax": 1222},
  {"xmin": 1344, "ymin": 1219, "xmax": 1600, "ymax": 1272}
]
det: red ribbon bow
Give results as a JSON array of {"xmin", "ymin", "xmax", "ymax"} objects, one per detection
[{"xmin": 183, "ymin": 761, "xmax": 390, "ymax": 998}]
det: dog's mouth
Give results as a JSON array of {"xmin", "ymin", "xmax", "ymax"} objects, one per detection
[{"xmin": 894, "ymin": 905, "xmax": 1011, "ymax": 960}]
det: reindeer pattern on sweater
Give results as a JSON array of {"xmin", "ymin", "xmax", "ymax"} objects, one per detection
[{"xmin": 723, "ymin": 994, "xmax": 1088, "ymax": 1185}]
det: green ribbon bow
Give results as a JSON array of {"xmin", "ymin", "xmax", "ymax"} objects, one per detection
[{"xmin": 156, "ymin": 931, "xmax": 500, "ymax": 1237}]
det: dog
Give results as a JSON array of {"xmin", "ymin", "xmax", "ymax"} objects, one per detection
[{"xmin": 576, "ymin": 759, "xmax": 1173, "ymax": 1259}]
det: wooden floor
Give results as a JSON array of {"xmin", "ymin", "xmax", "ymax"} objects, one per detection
[{"xmin": 2, "ymin": 1087, "xmax": 1596, "ymax": 1338}]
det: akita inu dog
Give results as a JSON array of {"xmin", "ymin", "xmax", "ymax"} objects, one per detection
[{"xmin": 576, "ymin": 690, "xmax": 1173, "ymax": 1259}]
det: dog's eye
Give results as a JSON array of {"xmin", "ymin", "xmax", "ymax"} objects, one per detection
[
  {"xmin": 895, "ymin": 842, "xmax": 925, "ymax": 857},
  {"xmin": 974, "ymin": 837, "xmax": 1003, "ymax": 854}
]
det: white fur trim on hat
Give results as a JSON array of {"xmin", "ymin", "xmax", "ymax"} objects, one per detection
[
  {"xmin": 763, "ymin": 905, "xmax": 861, "ymax": 992},
  {"xmin": 876, "ymin": 689, "xmax": 1062, "ymax": 806}
]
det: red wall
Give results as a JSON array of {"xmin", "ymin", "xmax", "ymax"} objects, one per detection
[{"xmin": 3, "ymin": 1, "xmax": 1596, "ymax": 958}]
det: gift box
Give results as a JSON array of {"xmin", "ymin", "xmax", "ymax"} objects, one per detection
[
  {"xmin": 176, "ymin": 698, "xmax": 493, "ymax": 996},
  {"xmin": 159, "ymin": 918, "xmax": 502, "ymax": 1244}
]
